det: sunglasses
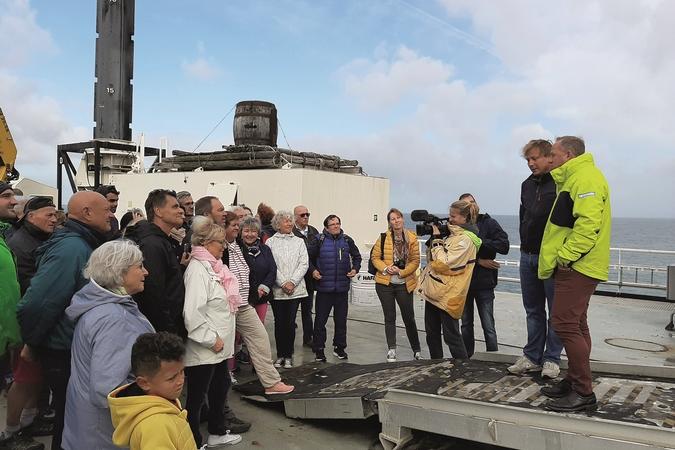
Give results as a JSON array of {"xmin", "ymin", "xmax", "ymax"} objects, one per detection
[{"xmin": 299, "ymin": 213, "xmax": 310, "ymax": 218}]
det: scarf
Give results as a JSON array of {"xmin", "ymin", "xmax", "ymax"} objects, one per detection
[
  {"xmin": 245, "ymin": 239, "xmax": 261, "ymax": 257},
  {"xmin": 191, "ymin": 246, "xmax": 240, "ymax": 312}
]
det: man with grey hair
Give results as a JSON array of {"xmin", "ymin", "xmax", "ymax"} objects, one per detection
[
  {"xmin": 538, "ymin": 136, "xmax": 611, "ymax": 413},
  {"xmin": 176, "ymin": 191, "xmax": 194, "ymax": 228},
  {"xmin": 293, "ymin": 205, "xmax": 319, "ymax": 347},
  {"xmin": 509, "ymin": 139, "xmax": 563, "ymax": 379},
  {"xmin": 17, "ymin": 190, "xmax": 113, "ymax": 450}
]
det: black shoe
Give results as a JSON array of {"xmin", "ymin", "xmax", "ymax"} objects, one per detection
[
  {"xmin": 315, "ymin": 350, "xmax": 327, "ymax": 362},
  {"xmin": 544, "ymin": 391, "xmax": 597, "ymax": 413},
  {"xmin": 540, "ymin": 378, "xmax": 572, "ymax": 398},
  {"xmin": 224, "ymin": 416, "xmax": 251, "ymax": 434},
  {"xmin": 235, "ymin": 350, "xmax": 251, "ymax": 365},
  {"xmin": 20, "ymin": 418, "xmax": 54, "ymax": 437},
  {"xmin": 333, "ymin": 347, "xmax": 348, "ymax": 360},
  {"xmin": 0, "ymin": 432, "xmax": 45, "ymax": 450},
  {"xmin": 303, "ymin": 338, "xmax": 313, "ymax": 348}
]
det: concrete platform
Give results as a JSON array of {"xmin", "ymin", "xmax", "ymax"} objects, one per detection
[{"xmin": 2, "ymin": 290, "xmax": 674, "ymax": 449}]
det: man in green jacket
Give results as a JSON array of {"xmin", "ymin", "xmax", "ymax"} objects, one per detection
[
  {"xmin": 0, "ymin": 182, "xmax": 20, "ymax": 359},
  {"xmin": 538, "ymin": 136, "xmax": 611, "ymax": 413}
]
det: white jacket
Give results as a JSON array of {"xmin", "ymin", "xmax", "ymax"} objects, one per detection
[
  {"xmin": 266, "ymin": 232, "xmax": 309, "ymax": 300},
  {"xmin": 182, "ymin": 259, "xmax": 236, "ymax": 367}
]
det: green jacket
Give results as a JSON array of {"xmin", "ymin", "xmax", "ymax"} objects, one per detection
[
  {"xmin": 538, "ymin": 153, "xmax": 611, "ymax": 281},
  {"xmin": 0, "ymin": 222, "xmax": 21, "ymax": 356}
]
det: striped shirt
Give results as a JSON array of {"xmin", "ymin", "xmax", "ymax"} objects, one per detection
[{"xmin": 227, "ymin": 241, "xmax": 250, "ymax": 307}]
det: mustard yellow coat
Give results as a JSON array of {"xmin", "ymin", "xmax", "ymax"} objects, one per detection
[{"xmin": 371, "ymin": 229, "xmax": 420, "ymax": 293}]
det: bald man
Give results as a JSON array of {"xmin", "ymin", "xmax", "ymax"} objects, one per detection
[{"xmin": 17, "ymin": 190, "xmax": 113, "ymax": 450}]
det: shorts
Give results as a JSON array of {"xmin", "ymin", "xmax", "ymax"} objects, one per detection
[{"xmin": 11, "ymin": 348, "xmax": 43, "ymax": 384}]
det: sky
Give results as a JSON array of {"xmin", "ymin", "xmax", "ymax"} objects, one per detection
[{"xmin": 1, "ymin": 0, "xmax": 675, "ymax": 218}]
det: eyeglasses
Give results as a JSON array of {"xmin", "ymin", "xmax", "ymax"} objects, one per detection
[
  {"xmin": 299, "ymin": 213, "xmax": 310, "ymax": 218},
  {"xmin": 209, "ymin": 239, "xmax": 227, "ymax": 246}
]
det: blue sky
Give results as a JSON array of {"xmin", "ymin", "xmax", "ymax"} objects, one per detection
[{"xmin": 2, "ymin": 0, "xmax": 675, "ymax": 218}]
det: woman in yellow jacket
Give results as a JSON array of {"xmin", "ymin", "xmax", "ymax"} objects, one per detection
[{"xmin": 371, "ymin": 208, "xmax": 421, "ymax": 362}]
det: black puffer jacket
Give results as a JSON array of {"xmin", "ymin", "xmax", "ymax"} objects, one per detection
[
  {"xmin": 469, "ymin": 213, "xmax": 509, "ymax": 290},
  {"xmin": 519, "ymin": 173, "xmax": 556, "ymax": 254},
  {"xmin": 126, "ymin": 221, "xmax": 187, "ymax": 338},
  {"xmin": 293, "ymin": 225, "xmax": 320, "ymax": 291},
  {"xmin": 6, "ymin": 221, "xmax": 52, "ymax": 295}
]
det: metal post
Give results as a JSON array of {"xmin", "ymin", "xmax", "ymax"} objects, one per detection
[
  {"xmin": 667, "ymin": 266, "xmax": 674, "ymax": 301},
  {"xmin": 57, "ymin": 148, "xmax": 63, "ymax": 210}
]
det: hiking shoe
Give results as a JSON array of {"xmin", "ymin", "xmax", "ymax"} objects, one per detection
[
  {"xmin": 540, "ymin": 378, "xmax": 573, "ymax": 398},
  {"xmin": 541, "ymin": 361, "xmax": 560, "ymax": 379},
  {"xmin": 333, "ymin": 347, "xmax": 348, "ymax": 360},
  {"xmin": 273, "ymin": 358, "xmax": 284, "ymax": 368},
  {"xmin": 0, "ymin": 431, "xmax": 44, "ymax": 450},
  {"xmin": 224, "ymin": 417, "xmax": 251, "ymax": 434},
  {"xmin": 283, "ymin": 358, "xmax": 293, "ymax": 369},
  {"xmin": 507, "ymin": 356, "xmax": 541, "ymax": 375},
  {"xmin": 264, "ymin": 381, "xmax": 295, "ymax": 395},
  {"xmin": 206, "ymin": 430, "xmax": 242, "ymax": 446},
  {"xmin": 386, "ymin": 349, "xmax": 397, "ymax": 362},
  {"xmin": 413, "ymin": 351, "xmax": 422, "ymax": 360},
  {"xmin": 315, "ymin": 350, "xmax": 327, "ymax": 362}
]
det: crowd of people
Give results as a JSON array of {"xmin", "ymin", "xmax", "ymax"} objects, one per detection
[{"xmin": 0, "ymin": 135, "xmax": 611, "ymax": 449}]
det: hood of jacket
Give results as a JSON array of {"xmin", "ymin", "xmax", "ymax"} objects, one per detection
[
  {"xmin": 36, "ymin": 219, "xmax": 106, "ymax": 263},
  {"xmin": 66, "ymin": 279, "xmax": 138, "ymax": 322},
  {"xmin": 108, "ymin": 383, "xmax": 186, "ymax": 447},
  {"xmin": 124, "ymin": 220, "xmax": 167, "ymax": 242}
]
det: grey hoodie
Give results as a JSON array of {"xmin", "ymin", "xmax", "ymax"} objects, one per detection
[{"xmin": 62, "ymin": 280, "xmax": 154, "ymax": 450}]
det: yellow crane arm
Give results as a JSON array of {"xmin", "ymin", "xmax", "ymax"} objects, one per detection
[{"xmin": 0, "ymin": 107, "xmax": 19, "ymax": 182}]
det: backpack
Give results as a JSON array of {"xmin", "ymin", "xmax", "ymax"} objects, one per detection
[{"xmin": 367, "ymin": 233, "xmax": 387, "ymax": 275}]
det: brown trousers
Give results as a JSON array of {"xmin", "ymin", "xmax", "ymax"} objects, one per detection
[{"xmin": 551, "ymin": 268, "xmax": 599, "ymax": 396}]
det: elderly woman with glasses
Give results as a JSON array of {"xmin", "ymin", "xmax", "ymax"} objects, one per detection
[
  {"xmin": 182, "ymin": 216, "xmax": 241, "ymax": 447},
  {"xmin": 62, "ymin": 240, "xmax": 154, "ymax": 450},
  {"xmin": 265, "ymin": 210, "xmax": 309, "ymax": 369},
  {"xmin": 240, "ymin": 217, "xmax": 277, "ymax": 323}
]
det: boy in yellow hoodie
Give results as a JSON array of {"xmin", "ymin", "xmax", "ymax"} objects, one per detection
[{"xmin": 108, "ymin": 332, "xmax": 198, "ymax": 450}]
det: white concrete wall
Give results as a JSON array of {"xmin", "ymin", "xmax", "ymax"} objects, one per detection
[{"xmin": 108, "ymin": 168, "xmax": 389, "ymax": 248}]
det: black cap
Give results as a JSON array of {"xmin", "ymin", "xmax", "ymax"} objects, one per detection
[
  {"xmin": 95, "ymin": 185, "xmax": 120, "ymax": 196},
  {"xmin": 23, "ymin": 196, "xmax": 55, "ymax": 214},
  {"xmin": 0, "ymin": 182, "xmax": 12, "ymax": 195}
]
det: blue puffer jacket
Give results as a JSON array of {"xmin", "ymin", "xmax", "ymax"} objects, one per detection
[{"xmin": 310, "ymin": 230, "xmax": 362, "ymax": 293}]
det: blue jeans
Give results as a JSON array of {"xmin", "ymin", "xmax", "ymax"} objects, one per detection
[
  {"xmin": 520, "ymin": 252, "xmax": 563, "ymax": 364},
  {"xmin": 461, "ymin": 288, "xmax": 498, "ymax": 357}
]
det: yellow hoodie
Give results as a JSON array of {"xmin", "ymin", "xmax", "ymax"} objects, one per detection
[{"xmin": 108, "ymin": 383, "xmax": 197, "ymax": 450}]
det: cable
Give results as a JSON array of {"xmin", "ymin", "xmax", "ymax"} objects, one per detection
[{"xmin": 191, "ymin": 104, "xmax": 236, "ymax": 153}]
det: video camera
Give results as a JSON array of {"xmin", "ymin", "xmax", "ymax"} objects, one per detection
[{"xmin": 410, "ymin": 209, "xmax": 450, "ymax": 237}]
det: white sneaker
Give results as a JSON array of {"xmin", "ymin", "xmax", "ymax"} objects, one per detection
[
  {"xmin": 229, "ymin": 371, "xmax": 238, "ymax": 385},
  {"xmin": 507, "ymin": 355, "xmax": 541, "ymax": 375},
  {"xmin": 273, "ymin": 358, "xmax": 284, "ymax": 368},
  {"xmin": 207, "ymin": 431, "xmax": 242, "ymax": 446},
  {"xmin": 386, "ymin": 349, "xmax": 397, "ymax": 362},
  {"xmin": 283, "ymin": 358, "xmax": 293, "ymax": 369},
  {"xmin": 413, "ymin": 351, "xmax": 422, "ymax": 360},
  {"xmin": 541, "ymin": 361, "xmax": 560, "ymax": 379}
]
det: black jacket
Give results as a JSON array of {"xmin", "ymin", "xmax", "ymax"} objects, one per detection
[
  {"xmin": 469, "ymin": 213, "xmax": 510, "ymax": 290},
  {"xmin": 6, "ymin": 220, "xmax": 52, "ymax": 295},
  {"xmin": 293, "ymin": 225, "xmax": 320, "ymax": 291},
  {"xmin": 243, "ymin": 240, "xmax": 277, "ymax": 305},
  {"xmin": 127, "ymin": 221, "xmax": 187, "ymax": 338},
  {"xmin": 519, "ymin": 172, "xmax": 556, "ymax": 254}
]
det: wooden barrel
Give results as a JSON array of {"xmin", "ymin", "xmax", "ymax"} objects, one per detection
[{"xmin": 233, "ymin": 101, "xmax": 278, "ymax": 147}]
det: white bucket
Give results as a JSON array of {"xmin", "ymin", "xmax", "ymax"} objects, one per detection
[{"xmin": 350, "ymin": 271, "xmax": 379, "ymax": 307}]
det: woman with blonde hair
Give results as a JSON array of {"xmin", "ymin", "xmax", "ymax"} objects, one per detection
[{"xmin": 371, "ymin": 208, "xmax": 421, "ymax": 362}]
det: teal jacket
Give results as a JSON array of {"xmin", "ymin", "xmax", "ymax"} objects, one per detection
[
  {"xmin": 0, "ymin": 222, "xmax": 21, "ymax": 356},
  {"xmin": 16, "ymin": 220, "xmax": 106, "ymax": 350},
  {"xmin": 538, "ymin": 153, "xmax": 611, "ymax": 281}
]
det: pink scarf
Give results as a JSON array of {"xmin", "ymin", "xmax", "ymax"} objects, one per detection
[{"xmin": 191, "ymin": 246, "xmax": 240, "ymax": 313}]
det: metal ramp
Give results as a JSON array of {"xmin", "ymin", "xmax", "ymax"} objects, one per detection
[{"xmin": 234, "ymin": 353, "xmax": 675, "ymax": 450}]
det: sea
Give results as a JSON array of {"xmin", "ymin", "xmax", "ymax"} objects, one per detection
[{"xmin": 402, "ymin": 214, "xmax": 675, "ymax": 299}]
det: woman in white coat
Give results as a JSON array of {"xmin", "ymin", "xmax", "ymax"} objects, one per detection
[
  {"xmin": 265, "ymin": 210, "xmax": 309, "ymax": 368},
  {"xmin": 183, "ymin": 217, "xmax": 241, "ymax": 448}
]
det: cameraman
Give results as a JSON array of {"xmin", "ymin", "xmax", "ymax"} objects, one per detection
[
  {"xmin": 371, "ymin": 208, "xmax": 421, "ymax": 362},
  {"xmin": 422, "ymin": 200, "xmax": 481, "ymax": 360}
]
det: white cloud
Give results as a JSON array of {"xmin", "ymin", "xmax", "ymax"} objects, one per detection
[
  {"xmin": 326, "ymin": 2, "xmax": 675, "ymax": 217},
  {"xmin": 0, "ymin": 0, "xmax": 56, "ymax": 69},
  {"xmin": 181, "ymin": 42, "xmax": 221, "ymax": 81}
]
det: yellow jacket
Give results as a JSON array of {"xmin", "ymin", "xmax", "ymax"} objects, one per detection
[
  {"xmin": 371, "ymin": 229, "xmax": 420, "ymax": 293},
  {"xmin": 108, "ymin": 383, "xmax": 197, "ymax": 450}
]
